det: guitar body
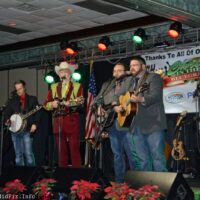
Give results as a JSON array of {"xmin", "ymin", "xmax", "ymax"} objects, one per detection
[
  {"xmin": 118, "ymin": 92, "xmax": 137, "ymax": 127},
  {"xmin": 171, "ymin": 138, "xmax": 186, "ymax": 160}
]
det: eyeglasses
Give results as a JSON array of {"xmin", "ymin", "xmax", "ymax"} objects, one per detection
[{"xmin": 129, "ymin": 64, "xmax": 140, "ymax": 67}]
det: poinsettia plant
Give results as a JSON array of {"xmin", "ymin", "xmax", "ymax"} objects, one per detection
[
  {"xmin": 2, "ymin": 179, "xmax": 26, "ymax": 200},
  {"xmin": 32, "ymin": 178, "xmax": 57, "ymax": 200},
  {"xmin": 104, "ymin": 183, "xmax": 164, "ymax": 200},
  {"xmin": 70, "ymin": 179, "xmax": 100, "ymax": 200}
]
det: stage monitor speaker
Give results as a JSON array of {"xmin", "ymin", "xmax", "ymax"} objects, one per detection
[
  {"xmin": 125, "ymin": 171, "xmax": 194, "ymax": 200},
  {"xmin": 52, "ymin": 167, "xmax": 110, "ymax": 199},
  {"xmin": 0, "ymin": 166, "xmax": 47, "ymax": 190}
]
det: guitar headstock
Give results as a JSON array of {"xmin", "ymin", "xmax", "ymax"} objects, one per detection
[
  {"xmin": 138, "ymin": 83, "xmax": 150, "ymax": 93},
  {"xmin": 176, "ymin": 110, "xmax": 187, "ymax": 127}
]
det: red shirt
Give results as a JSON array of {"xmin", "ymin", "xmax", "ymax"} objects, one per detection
[{"xmin": 20, "ymin": 95, "xmax": 26, "ymax": 111}]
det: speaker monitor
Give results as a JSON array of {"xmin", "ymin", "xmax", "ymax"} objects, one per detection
[
  {"xmin": 53, "ymin": 167, "xmax": 110, "ymax": 199},
  {"xmin": 125, "ymin": 171, "xmax": 194, "ymax": 200},
  {"xmin": 0, "ymin": 166, "xmax": 47, "ymax": 190}
]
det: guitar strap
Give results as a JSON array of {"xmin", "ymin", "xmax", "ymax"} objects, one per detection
[{"xmin": 135, "ymin": 71, "xmax": 149, "ymax": 92}]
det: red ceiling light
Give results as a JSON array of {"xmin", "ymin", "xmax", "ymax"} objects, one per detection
[
  {"xmin": 167, "ymin": 22, "xmax": 182, "ymax": 38},
  {"xmin": 97, "ymin": 36, "xmax": 111, "ymax": 51},
  {"xmin": 60, "ymin": 41, "xmax": 78, "ymax": 55},
  {"xmin": 65, "ymin": 42, "xmax": 78, "ymax": 55}
]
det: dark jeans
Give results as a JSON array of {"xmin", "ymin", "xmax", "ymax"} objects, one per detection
[
  {"xmin": 132, "ymin": 128, "xmax": 167, "ymax": 171},
  {"xmin": 108, "ymin": 122, "xmax": 140, "ymax": 183},
  {"xmin": 11, "ymin": 131, "xmax": 35, "ymax": 166}
]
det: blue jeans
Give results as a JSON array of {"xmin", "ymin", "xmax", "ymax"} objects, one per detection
[
  {"xmin": 11, "ymin": 131, "xmax": 35, "ymax": 166},
  {"xmin": 132, "ymin": 128, "xmax": 167, "ymax": 171},
  {"xmin": 108, "ymin": 122, "xmax": 140, "ymax": 183}
]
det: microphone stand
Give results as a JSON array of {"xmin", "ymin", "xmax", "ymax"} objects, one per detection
[
  {"xmin": 92, "ymin": 79, "xmax": 117, "ymax": 169},
  {"xmin": 193, "ymin": 81, "xmax": 200, "ymax": 154},
  {"xmin": 0, "ymin": 105, "xmax": 6, "ymax": 176}
]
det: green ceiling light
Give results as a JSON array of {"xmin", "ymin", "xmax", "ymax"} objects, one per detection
[{"xmin": 132, "ymin": 28, "xmax": 146, "ymax": 44}]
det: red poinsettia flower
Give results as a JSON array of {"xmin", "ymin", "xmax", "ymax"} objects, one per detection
[
  {"xmin": 2, "ymin": 179, "xmax": 26, "ymax": 194},
  {"xmin": 32, "ymin": 178, "xmax": 57, "ymax": 198},
  {"xmin": 104, "ymin": 183, "xmax": 163, "ymax": 200},
  {"xmin": 70, "ymin": 179, "xmax": 100, "ymax": 200}
]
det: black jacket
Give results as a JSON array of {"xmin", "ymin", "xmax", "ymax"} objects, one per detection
[{"xmin": 4, "ymin": 94, "xmax": 40, "ymax": 132}]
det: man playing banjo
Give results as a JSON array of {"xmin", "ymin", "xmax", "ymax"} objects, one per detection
[{"xmin": 4, "ymin": 80, "xmax": 40, "ymax": 166}]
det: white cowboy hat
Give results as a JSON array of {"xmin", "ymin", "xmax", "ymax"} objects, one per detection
[{"xmin": 55, "ymin": 61, "xmax": 75, "ymax": 75}]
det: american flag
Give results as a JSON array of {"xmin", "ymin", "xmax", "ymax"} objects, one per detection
[{"xmin": 85, "ymin": 67, "xmax": 97, "ymax": 140}]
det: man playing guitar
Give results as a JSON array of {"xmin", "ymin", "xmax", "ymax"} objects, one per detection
[{"xmin": 96, "ymin": 63, "xmax": 140, "ymax": 183}]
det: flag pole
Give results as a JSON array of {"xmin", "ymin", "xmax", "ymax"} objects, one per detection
[{"xmin": 84, "ymin": 50, "xmax": 94, "ymax": 167}]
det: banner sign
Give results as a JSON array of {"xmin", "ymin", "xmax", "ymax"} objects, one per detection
[{"xmin": 143, "ymin": 46, "xmax": 200, "ymax": 113}]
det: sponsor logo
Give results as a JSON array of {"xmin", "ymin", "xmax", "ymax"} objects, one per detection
[{"xmin": 165, "ymin": 92, "xmax": 185, "ymax": 104}]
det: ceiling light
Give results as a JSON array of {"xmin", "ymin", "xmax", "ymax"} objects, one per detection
[
  {"xmin": 97, "ymin": 36, "xmax": 111, "ymax": 51},
  {"xmin": 167, "ymin": 22, "xmax": 182, "ymax": 38},
  {"xmin": 132, "ymin": 28, "xmax": 146, "ymax": 44}
]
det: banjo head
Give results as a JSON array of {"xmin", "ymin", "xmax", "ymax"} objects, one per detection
[{"xmin": 9, "ymin": 114, "xmax": 23, "ymax": 133}]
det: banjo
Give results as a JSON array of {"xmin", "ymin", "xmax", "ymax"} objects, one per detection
[{"xmin": 9, "ymin": 105, "xmax": 43, "ymax": 133}]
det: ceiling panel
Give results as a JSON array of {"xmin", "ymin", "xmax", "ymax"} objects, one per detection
[{"xmin": 1, "ymin": 0, "xmax": 197, "ymax": 49}]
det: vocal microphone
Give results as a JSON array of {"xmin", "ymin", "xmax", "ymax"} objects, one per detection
[
  {"xmin": 116, "ymin": 71, "xmax": 132, "ymax": 80},
  {"xmin": 61, "ymin": 77, "xmax": 66, "ymax": 81}
]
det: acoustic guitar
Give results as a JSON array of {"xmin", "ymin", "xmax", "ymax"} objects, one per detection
[
  {"xmin": 171, "ymin": 111, "xmax": 187, "ymax": 161},
  {"xmin": 117, "ymin": 83, "xmax": 149, "ymax": 127}
]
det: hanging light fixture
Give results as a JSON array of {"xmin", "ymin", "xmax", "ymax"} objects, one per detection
[
  {"xmin": 132, "ymin": 28, "xmax": 146, "ymax": 44},
  {"xmin": 167, "ymin": 22, "xmax": 182, "ymax": 38},
  {"xmin": 97, "ymin": 36, "xmax": 111, "ymax": 51},
  {"xmin": 60, "ymin": 41, "xmax": 79, "ymax": 55}
]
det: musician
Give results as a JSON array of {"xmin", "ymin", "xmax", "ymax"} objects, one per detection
[
  {"xmin": 4, "ymin": 80, "xmax": 39, "ymax": 166},
  {"xmin": 96, "ymin": 63, "xmax": 140, "ymax": 183},
  {"xmin": 115, "ymin": 56, "xmax": 167, "ymax": 171},
  {"xmin": 44, "ymin": 61, "xmax": 83, "ymax": 168}
]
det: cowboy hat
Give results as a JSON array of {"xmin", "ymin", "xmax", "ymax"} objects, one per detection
[{"xmin": 55, "ymin": 61, "xmax": 75, "ymax": 75}]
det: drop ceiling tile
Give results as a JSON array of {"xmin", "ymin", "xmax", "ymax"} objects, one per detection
[
  {"xmin": 92, "ymin": 16, "xmax": 124, "ymax": 24},
  {"xmin": 59, "ymin": 0, "xmax": 85, "ymax": 3},
  {"xmin": 30, "ymin": 0, "xmax": 66, "ymax": 9},
  {"xmin": 113, "ymin": 10, "xmax": 147, "ymax": 20},
  {"xmin": 16, "ymin": 14, "xmax": 46, "ymax": 23},
  {"xmin": 73, "ymin": 20, "xmax": 102, "ymax": 28},
  {"xmin": 0, "ymin": 7, "xmax": 28, "ymax": 18},
  {"xmin": 56, "ymin": 24, "xmax": 84, "ymax": 32},
  {"xmin": 19, "ymin": 31, "xmax": 47, "ymax": 38},
  {"xmin": 18, "ymin": 23, "xmax": 44, "ymax": 31},
  {"xmin": 54, "ymin": 15, "xmax": 85, "ymax": 23},
  {"xmin": 36, "ymin": 19, "xmax": 65, "ymax": 27},
  {"xmin": 0, "ymin": 0, "xmax": 20, "ymax": 8},
  {"xmin": 32, "ymin": 9, "xmax": 63, "ymax": 18}
]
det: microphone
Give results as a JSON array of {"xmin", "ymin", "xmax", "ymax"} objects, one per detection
[
  {"xmin": 60, "ymin": 77, "xmax": 66, "ymax": 81},
  {"xmin": 116, "ymin": 71, "xmax": 132, "ymax": 80}
]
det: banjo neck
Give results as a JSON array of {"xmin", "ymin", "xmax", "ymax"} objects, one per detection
[{"xmin": 22, "ymin": 105, "xmax": 43, "ymax": 119}]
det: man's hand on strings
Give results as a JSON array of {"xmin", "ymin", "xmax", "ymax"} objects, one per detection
[
  {"xmin": 130, "ymin": 94, "xmax": 145, "ymax": 103},
  {"xmin": 97, "ymin": 107, "xmax": 106, "ymax": 116}
]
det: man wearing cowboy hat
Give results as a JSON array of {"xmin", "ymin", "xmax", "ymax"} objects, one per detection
[{"xmin": 44, "ymin": 61, "xmax": 83, "ymax": 168}]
